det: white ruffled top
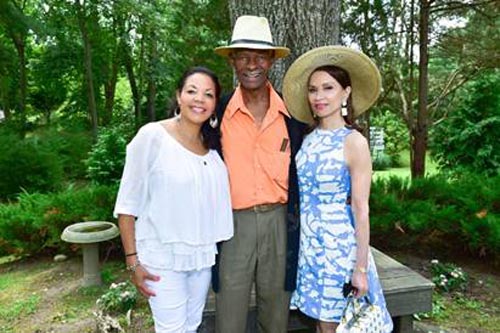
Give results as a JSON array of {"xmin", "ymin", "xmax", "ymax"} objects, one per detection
[{"xmin": 114, "ymin": 122, "xmax": 234, "ymax": 271}]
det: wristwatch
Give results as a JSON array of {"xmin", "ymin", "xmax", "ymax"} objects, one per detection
[{"xmin": 126, "ymin": 260, "xmax": 141, "ymax": 273}]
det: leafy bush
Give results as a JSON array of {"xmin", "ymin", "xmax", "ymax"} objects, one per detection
[
  {"xmin": 0, "ymin": 184, "xmax": 118, "ymax": 255},
  {"xmin": 370, "ymin": 172, "xmax": 500, "ymax": 258},
  {"xmin": 34, "ymin": 127, "xmax": 93, "ymax": 180},
  {"xmin": 96, "ymin": 281, "xmax": 138, "ymax": 314},
  {"xmin": 0, "ymin": 130, "xmax": 64, "ymax": 200},
  {"xmin": 431, "ymin": 70, "xmax": 500, "ymax": 176},
  {"xmin": 371, "ymin": 110, "xmax": 408, "ymax": 167},
  {"xmin": 372, "ymin": 151, "xmax": 392, "ymax": 171},
  {"xmin": 86, "ymin": 121, "xmax": 135, "ymax": 185},
  {"xmin": 430, "ymin": 259, "xmax": 468, "ymax": 293}
]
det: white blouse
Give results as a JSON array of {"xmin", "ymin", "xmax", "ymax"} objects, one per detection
[{"xmin": 114, "ymin": 122, "xmax": 233, "ymax": 271}]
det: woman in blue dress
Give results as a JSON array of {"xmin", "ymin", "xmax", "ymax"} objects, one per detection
[{"xmin": 283, "ymin": 46, "xmax": 393, "ymax": 333}]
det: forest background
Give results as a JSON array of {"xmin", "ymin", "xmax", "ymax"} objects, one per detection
[{"xmin": 0, "ymin": 0, "xmax": 498, "ymax": 332}]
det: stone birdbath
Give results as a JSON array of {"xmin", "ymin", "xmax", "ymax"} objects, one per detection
[{"xmin": 61, "ymin": 221, "xmax": 120, "ymax": 287}]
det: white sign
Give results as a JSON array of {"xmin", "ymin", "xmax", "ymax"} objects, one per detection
[{"xmin": 370, "ymin": 126, "xmax": 385, "ymax": 152}]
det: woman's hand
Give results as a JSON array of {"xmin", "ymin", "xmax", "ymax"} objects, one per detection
[
  {"xmin": 130, "ymin": 264, "xmax": 160, "ymax": 298},
  {"xmin": 351, "ymin": 270, "xmax": 368, "ymax": 298}
]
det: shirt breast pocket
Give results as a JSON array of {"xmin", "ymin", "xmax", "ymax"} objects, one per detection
[{"xmin": 271, "ymin": 152, "xmax": 290, "ymax": 188}]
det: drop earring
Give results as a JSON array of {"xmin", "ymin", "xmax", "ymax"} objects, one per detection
[
  {"xmin": 174, "ymin": 106, "xmax": 180, "ymax": 117},
  {"xmin": 341, "ymin": 101, "xmax": 348, "ymax": 117},
  {"xmin": 209, "ymin": 114, "xmax": 218, "ymax": 128}
]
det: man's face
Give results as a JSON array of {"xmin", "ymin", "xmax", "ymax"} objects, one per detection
[{"xmin": 229, "ymin": 49, "xmax": 274, "ymax": 91}]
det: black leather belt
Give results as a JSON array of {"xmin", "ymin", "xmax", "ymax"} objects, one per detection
[{"xmin": 235, "ymin": 203, "xmax": 283, "ymax": 213}]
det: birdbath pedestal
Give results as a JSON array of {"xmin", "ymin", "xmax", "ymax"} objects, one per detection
[{"xmin": 61, "ymin": 221, "xmax": 120, "ymax": 287}]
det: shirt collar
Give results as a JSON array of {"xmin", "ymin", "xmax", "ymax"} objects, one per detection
[{"xmin": 226, "ymin": 82, "xmax": 290, "ymax": 119}]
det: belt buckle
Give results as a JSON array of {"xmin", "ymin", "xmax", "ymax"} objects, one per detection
[{"xmin": 253, "ymin": 203, "xmax": 276, "ymax": 213}]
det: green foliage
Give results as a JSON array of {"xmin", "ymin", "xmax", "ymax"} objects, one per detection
[
  {"xmin": 86, "ymin": 121, "xmax": 134, "ymax": 185},
  {"xmin": 96, "ymin": 281, "xmax": 138, "ymax": 314},
  {"xmin": 0, "ymin": 129, "xmax": 64, "ymax": 200},
  {"xmin": 430, "ymin": 260, "xmax": 468, "ymax": 293},
  {"xmin": 0, "ymin": 184, "xmax": 118, "ymax": 255},
  {"xmin": 370, "ymin": 173, "xmax": 500, "ymax": 258},
  {"xmin": 415, "ymin": 293, "xmax": 447, "ymax": 320},
  {"xmin": 33, "ymin": 127, "xmax": 93, "ymax": 180},
  {"xmin": 371, "ymin": 110, "xmax": 409, "ymax": 167},
  {"xmin": 0, "ymin": 294, "xmax": 40, "ymax": 321},
  {"xmin": 431, "ymin": 70, "xmax": 500, "ymax": 176},
  {"xmin": 372, "ymin": 151, "xmax": 392, "ymax": 171}
]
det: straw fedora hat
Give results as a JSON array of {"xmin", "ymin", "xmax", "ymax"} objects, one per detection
[
  {"xmin": 283, "ymin": 45, "xmax": 382, "ymax": 124},
  {"xmin": 214, "ymin": 15, "xmax": 290, "ymax": 58}
]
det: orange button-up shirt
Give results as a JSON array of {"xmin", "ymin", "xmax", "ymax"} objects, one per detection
[{"xmin": 221, "ymin": 83, "xmax": 291, "ymax": 209}]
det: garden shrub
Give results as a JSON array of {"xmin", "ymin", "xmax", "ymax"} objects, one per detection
[
  {"xmin": 372, "ymin": 151, "xmax": 392, "ymax": 171},
  {"xmin": 429, "ymin": 259, "xmax": 468, "ymax": 293},
  {"xmin": 431, "ymin": 70, "xmax": 500, "ymax": 176},
  {"xmin": 86, "ymin": 121, "xmax": 135, "ymax": 185},
  {"xmin": 34, "ymin": 127, "xmax": 93, "ymax": 180},
  {"xmin": 371, "ymin": 172, "xmax": 500, "ymax": 258},
  {"xmin": 371, "ymin": 110, "xmax": 408, "ymax": 167},
  {"xmin": 0, "ymin": 184, "xmax": 118, "ymax": 256},
  {"xmin": 0, "ymin": 130, "xmax": 64, "ymax": 200},
  {"xmin": 96, "ymin": 281, "xmax": 138, "ymax": 314}
]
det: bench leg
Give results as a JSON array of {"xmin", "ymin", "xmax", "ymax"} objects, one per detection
[{"xmin": 392, "ymin": 315, "xmax": 413, "ymax": 333}]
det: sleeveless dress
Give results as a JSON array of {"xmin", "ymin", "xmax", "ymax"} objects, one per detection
[{"xmin": 290, "ymin": 126, "xmax": 393, "ymax": 331}]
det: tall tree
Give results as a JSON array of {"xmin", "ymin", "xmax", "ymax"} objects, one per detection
[
  {"xmin": 227, "ymin": 0, "xmax": 341, "ymax": 90},
  {"xmin": 343, "ymin": 0, "xmax": 498, "ymax": 178},
  {"xmin": 0, "ymin": 0, "xmax": 36, "ymax": 128},
  {"xmin": 75, "ymin": 0, "xmax": 98, "ymax": 138}
]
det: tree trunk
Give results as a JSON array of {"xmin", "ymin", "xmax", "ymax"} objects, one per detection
[
  {"xmin": 121, "ymin": 40, "xmax": 141, "ymax": 128},
  {"xmin": 103, "ymin": 59, "xmax": 118, "ymax": 126},
  {"xmin": 412, "ymin": 0, "xmax": 430, "ymax": 178},
  {"xmin": 12, "ymin": 33, "xmax": 26, "ymax": 122},
  {"xmin": 75, "ymin": 1, "xmax": 98, "ymax": 139},
  {"xmin": 146, "ymin": 31, "xmax": 157, "ymax": 122},
  {"xmin": 228, "ymin": 0, "xmax": 340, "ymax": 90}
]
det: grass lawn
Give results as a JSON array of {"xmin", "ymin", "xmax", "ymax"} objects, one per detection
[{"xmin": 373, "ymin": 150, "xmax": 439, "ymax": 180}]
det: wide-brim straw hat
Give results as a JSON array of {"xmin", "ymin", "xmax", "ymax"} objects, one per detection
[
  {"xmin": 215, "ymin": 15, "xmax": 290, "ymax": 58},
  {"xmin": 283, "ymin": 45, "xmax": 382, "ymax": 124}
]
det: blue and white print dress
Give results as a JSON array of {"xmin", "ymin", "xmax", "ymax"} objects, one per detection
[{"xmin": 290, "ymin": 126, "xmax": 393, "ymax": 331}]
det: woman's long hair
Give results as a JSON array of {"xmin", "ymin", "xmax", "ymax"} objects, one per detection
[{"xmin": 171, "ymin": 66, "xmax": 222, "ymax": 149}]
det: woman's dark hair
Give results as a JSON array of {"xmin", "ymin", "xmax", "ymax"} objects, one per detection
[
  {"xmin": 308, "ymin": 65, "xmax": 362, "ymax": 132},
  {"xmin": 172, "ymin": 66, "xmax": 222, "ymax": 149}
]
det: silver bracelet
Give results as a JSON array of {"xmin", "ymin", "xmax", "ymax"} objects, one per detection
[{"xmin": 126, "ymin": 260, "xmax": 141, "ymax": 273}]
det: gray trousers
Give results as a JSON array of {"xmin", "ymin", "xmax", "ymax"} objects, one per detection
[{"xmin": 215, "ymin": 204, "xmax": 291, "ymax": 333}]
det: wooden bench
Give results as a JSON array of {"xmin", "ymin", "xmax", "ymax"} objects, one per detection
[
  {"xmin": 200, "ymin": 247, "xmax": 434, "ymax": 333},
  {"xmin": 372, "ymin": 248, "xmax": 434, "ymax": 332}
]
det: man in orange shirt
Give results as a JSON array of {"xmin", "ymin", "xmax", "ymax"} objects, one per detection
[{"xmin": 212, "ymin": 16, "xmax": 305, "ymax": 333}]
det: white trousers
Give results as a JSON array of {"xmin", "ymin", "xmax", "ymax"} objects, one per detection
[{"xmin": 144, "ymin": 265, "xmax": 211, "ymax": 333}]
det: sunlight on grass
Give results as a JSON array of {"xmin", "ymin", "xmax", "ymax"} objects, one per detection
[
  {"xmin": 373, "ymin": 151, "xmax": 439, "ymax": 181},
  {"xmin": 0, "ymin": 267, "xmax": 45, "ymax": 330},
  {"xmin": 0, "ymin": 294, "xmax": 40, "ymax": 320}
]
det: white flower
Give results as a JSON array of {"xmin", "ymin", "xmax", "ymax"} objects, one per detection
[
  {"xmin": 451, "ymin": 272, "xmax": 459, "ymax": 278},
  {"xmin": 431, "ymin": 259, "xmax": 439, "ymax": 265},
  {"xmin": 110, "ymin": 283, "xmax": 118, "ymax": 289}
]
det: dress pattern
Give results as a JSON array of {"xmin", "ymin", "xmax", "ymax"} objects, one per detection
[{"xmin": 290, "ymin": 127, "xmax": 393, "ymax": 331}]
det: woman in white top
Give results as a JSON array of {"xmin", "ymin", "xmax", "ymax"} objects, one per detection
[{"xmin": 114, "ymin": 67, "xmax": 233, "ymax": 333}]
